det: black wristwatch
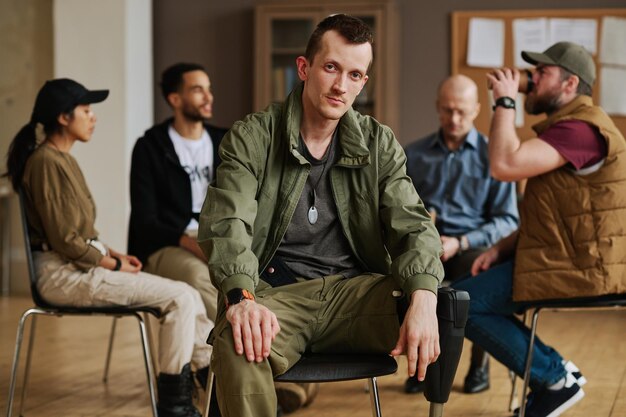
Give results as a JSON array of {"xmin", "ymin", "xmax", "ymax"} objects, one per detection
[
  {"xmin": 226, "ymin": 288, "xmax": 255, "ymax": 308},
  {"xmin": 492, "ymin": 96, "xmax": 516, "ymax": 111}
]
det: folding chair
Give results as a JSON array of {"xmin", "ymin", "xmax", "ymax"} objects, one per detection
[
  {"xmin": 5, "ymin": 191, "xmax": 161, "ymax": 417},
  {"xmin": 512, "ymin": 294, "xmax": 626, "ymax": 417},
  {"xmin": 203, "ymin": 287, "xmax": 469, "ymax": 417}
]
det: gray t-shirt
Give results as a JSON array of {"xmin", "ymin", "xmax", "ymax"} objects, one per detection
[{"xmin": 275, "ymin": 131, "xmax": 363, "ymax": 279}]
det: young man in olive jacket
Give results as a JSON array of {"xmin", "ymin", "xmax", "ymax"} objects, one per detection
[
  {"xmin": 128, "ymin": 63, "xmax": 225, "ymax": 322},
  {"xmin": 198, "ymin": 15, "xmax": 444, "ymax": 417}
]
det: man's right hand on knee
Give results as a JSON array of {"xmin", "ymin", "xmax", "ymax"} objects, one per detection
[{"xmin": 226, "ymin": 297, "xmax": 280, "ymax": 363}]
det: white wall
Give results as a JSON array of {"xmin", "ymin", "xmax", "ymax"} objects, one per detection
[{"xmin": 54, "ymin": 0, "xmax": 153, "ymax": 251}]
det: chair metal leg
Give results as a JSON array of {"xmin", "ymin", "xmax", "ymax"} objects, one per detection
[
  {"xmin": 203, "ymin": 369, "xmax": 215, "ymax": 417},
  {"xmin": 134, "ymin": 313, "xmax": 159, "ymax": 417},
  {"xmin": 428, "ymin": 402, "xmax": 444, "ymax": 417},
  {"xmin": 508, "ymin": 369, "xmax": 519, "ymax": 411},
  {"xmin": 519, "ymin": 308, "xmax": 542, "ymax": 417},
  {"xmin": 103, "ymin": 317, "xmax": 118, "ymax": 383},
  {"xmin": 367, "ymin": 377, "xmax": 383, "ymax": 417},
  {"xmin": 17, "ymin": 313, "xmax": 40, "ymax": 417},
  {"xmin": 509, "ymin": 310, "xmax": 530, "ymax": 411},
  {"xmin": 143, "ymin": 312, "xmax": 160, "ymax": 377},
  {"xmin": 6, "ymin": 309, "xmax": 37, "ymax": 417}
]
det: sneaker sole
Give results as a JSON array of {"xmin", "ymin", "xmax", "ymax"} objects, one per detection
[{"xmin": 545, "ymin": 388, "xmax": 585, "ymax": 417}]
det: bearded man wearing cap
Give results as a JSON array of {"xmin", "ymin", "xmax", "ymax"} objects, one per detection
[{"xmin": 452, "ymin": 42, "xmax": 626, "ymax": 417}]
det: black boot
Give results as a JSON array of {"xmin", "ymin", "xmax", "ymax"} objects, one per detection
[
  {"xmin": 404, "ymin": 375, "xmax": 426, "ymax": 394},
  {"xmin": 157, "ymin": 363, "xmax": 202, "ymax": 417},
  {"xmin": 463, "ymin": 345, "xmax": 490, "ymax": 394}
]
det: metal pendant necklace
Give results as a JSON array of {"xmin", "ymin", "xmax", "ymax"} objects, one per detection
[
  {"xmin": 307, "ymin": 165, "xmax": 326, "ymax": 225},
  {"xmin": 306, "ymin": 144, "xmax": 332, "ymax": 225}
]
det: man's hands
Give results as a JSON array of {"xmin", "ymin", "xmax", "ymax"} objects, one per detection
[
  {"xmin": 391, "ymin": 289, "xmax": 440, "ymax": 381},
  {"xmin": 486, "ymin": 68, "xmax": 520, "ymax": 101},
  {"xmin": 471, "ymin": 246, "xmax": 500, "ymax": 276},
  {"xmin": 179, "ymin": 234, "xmax": 207, "ymax": 261},
  {"xmin": 440, "ymin": 235, "xmax": 460, "ymax": 261},
  {"xmin": 226, "ymin": 300, "xmax": 280, "ymax": 363},
  {"xmin": 471, "ymin": 230, "xmax": 519, "ymax": 276}
]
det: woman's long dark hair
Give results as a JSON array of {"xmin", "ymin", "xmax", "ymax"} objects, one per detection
[
  {"xmin": 5, "ymin": 121, "xmax": 39, "ymax": 192},
  {"xmin": 4, "ymin": 112, "xmax": 71, "ymax": 192}
]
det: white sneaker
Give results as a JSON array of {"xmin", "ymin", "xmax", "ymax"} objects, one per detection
[{"xmin": 563, "ymin": 360, "xmax": 587, "ymax": 386}]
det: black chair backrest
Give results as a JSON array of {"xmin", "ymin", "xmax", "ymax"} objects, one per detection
[{"xmin": 18, "ymin": 189, "xmax": 52, "ymax": 309}]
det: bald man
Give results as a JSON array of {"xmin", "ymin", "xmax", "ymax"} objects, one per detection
[{"xmin": 404, "ymin": 74, "xmax": 519, "ymax": 394}]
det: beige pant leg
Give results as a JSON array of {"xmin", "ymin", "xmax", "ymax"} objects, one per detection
[
  {"xmin": 35, "ymin": 251, "xmax": 213, "ymax": 374},
  {"xmin": 145, "ymin": 246, "xmax": 219, "ymax": 322}
]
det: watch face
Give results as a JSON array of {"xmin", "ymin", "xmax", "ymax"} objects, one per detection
[
  {"xmin": 494, "ymin": 96, "xmax": 516, "ymax": 110},
  {"xmin": 227, "ymin": 288, "xmax": 245, "ymax": 306}
]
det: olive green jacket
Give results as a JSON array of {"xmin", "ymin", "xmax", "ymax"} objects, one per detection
[{"xmin": 198, "ymin": 84, "xmax": 443, "ymax": 297}]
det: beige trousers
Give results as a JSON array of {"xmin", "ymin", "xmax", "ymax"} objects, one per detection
[
  {"xmin": 35, "ymin": 251, "xmax": 213, "ymax": 374},
  {"xmin": 145, "ymin": 246, "xmax": 219, "ymax": 322}
]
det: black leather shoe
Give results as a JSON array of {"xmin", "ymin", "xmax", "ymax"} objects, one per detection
[
  {"xmin": 404, "ymin": 375, "xmax": 426, "ymax": 394},
  {"xmin": 463, "ymin": 361, "xmax": 490, "ymax": 394}
]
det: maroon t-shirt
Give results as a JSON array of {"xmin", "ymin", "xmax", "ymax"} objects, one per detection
[{"xmin": 538, "ymin": 120, "xmax": 607, "ymax": 170}]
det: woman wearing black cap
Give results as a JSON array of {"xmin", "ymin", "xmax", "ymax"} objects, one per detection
[{"xmin": 5, "ymin": 78, "xmax": 212, "ymax": 417}]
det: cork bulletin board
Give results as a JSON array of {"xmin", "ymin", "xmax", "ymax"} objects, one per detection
[{"xmin": 451, "ymin": 9, "xmax": 626, "ymax": 139}]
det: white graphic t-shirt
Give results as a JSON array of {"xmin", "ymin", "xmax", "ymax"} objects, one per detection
[{"xmin": 168, "ymin": 125, "xmax": 213, "ymax": 232}]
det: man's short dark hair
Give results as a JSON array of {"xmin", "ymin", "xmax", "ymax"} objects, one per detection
[
  {"xmin": 559, "ymin": 67, "xmax": 592, "ymax": 97},
  {"xmin": 160, "ymin": 62, "xmax": 206, "ymax": 104},
  {"xmin": 304, "ymin": 14, "xmax": 374, "ymax": 65}
]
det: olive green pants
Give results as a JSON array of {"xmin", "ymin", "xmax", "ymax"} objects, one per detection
[{"xmin": 211, "ymin": 274, "xmax": 402, "ymax": 417}]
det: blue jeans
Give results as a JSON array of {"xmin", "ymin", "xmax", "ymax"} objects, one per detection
[{"xmin": 452, "ymin": 260, "xmax": 566, "ymax": 390}]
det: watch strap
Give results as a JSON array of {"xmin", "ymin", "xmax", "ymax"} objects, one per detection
[
  {"xmin": 225, "ymin": 288, "xmax": 255, "ymax": 308},
  {"xmin": 492, "ymin": 96, "xmax": 516, "ymax": 111}
]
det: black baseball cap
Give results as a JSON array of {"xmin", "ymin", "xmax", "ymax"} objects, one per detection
[
  {"xmin": 521, "ymin": 42, "xmax": 596, "ymax": 86},
  {"xmin": 31, "ymin": 78, "xmax": 109, "ymax": 125}
]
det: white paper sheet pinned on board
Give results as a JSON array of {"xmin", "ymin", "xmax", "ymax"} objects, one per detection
[
  {"xmin": 513, "ymin": 18, "xmax": 550, "ymax": 68},
  {"xmin": 600, "ymin": 66, "xmax": 626, "ymax": 116},
  {"xmin": 549, "ymin": 18, "xmax": 597, "ymax": 54},
  {"xmin": 600, "ymin": 17, "xmax": 626, "ymax": 67},
  {"xmin": 467, "ymin": 18, "xmax": 505, "ymax": 68}
]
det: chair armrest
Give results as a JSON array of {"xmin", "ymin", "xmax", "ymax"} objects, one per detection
[{"xmin": 424, "ymin": 287, "xmax": 470, "ymax": 404}]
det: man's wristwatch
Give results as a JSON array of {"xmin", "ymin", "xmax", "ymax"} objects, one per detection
[
  {"xmin": 226, "ymin": 288, "xmax": 255, "ymax": 308},
  {"xmin": 456, "ymin": 236, "xmax": 469, "ymax": 254},
  {"xmin": 492, "ymin": 96, "xmax": 516, "ymax": 111}
]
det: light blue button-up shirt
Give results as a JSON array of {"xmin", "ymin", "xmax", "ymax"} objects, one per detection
[{"xmin": 404, "ymin": 128, "xmax": 519, "ymax": 249}]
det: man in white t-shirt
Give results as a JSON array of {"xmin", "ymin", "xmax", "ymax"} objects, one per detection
[{"xmin": 129, "ymin": 63, "xmax": 226, "ymax": 322}]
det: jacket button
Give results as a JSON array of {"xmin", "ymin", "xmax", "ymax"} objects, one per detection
[{"xmin": 268, "ymin": 267, "xmax": 275, "ymax": 274}]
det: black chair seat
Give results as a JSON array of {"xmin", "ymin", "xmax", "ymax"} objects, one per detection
[
  {"xmin": 275, "ymin": 353, "xmax": 398, "ymax": 383},
  {"xmin": 518, "ymin": 293, "xmax": 626, "ymax": 311},
  {"xmin": 36, "ymin": 303, "xmax": 162, "ymax": 317}
]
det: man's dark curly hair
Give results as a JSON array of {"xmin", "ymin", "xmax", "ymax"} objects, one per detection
[{"xmin": 160, "ymin": 62, "xmax": 206, "ymax": 104}]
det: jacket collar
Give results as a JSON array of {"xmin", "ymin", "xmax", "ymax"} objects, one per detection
[{"xmin": 282, "ymin": 83, "xmax": 370, "ymax": 167}]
